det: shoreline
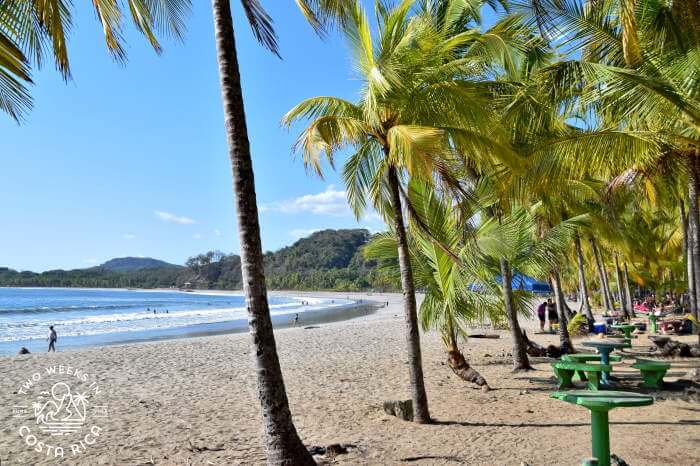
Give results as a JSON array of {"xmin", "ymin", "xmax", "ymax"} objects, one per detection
[{"xmin": 0, "ymin": 288, "xmax": 381, "ymax": 356}]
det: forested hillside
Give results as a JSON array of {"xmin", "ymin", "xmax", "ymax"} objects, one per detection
[{"xmin": 0, "ymin": 229, "xmax": 394, "ymax": 291}]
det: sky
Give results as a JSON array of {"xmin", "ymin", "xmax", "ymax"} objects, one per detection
[{"xmin": 0, "ymin": 1, "xmax": 497, "ymax": 272}]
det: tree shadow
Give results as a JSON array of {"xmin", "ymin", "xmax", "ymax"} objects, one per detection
[
  {"xmin": 432, "ymin": 419, "xmax": 700, "ymax": 428},
  {"xmin": 400, "ymin": 455, "xmax": 465, "ymax": 463}
]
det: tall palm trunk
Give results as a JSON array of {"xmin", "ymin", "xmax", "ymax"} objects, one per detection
[
  {"xmin": 688, "ymin": 155, "xmax": 700, "ymax": 342},
  {"xmin": 614, "ymin": 254, "xmax": 630, "ymax": 319},
  {"xmin": 623, "ymin": 262, "xmax": 634, "ymax": 318},
  {"xmin": 591, "ymin": 238, "xmax": 615, "ymax": 313},
  {"xmin": 574, "ymin": 233, "xmax": 593, "ymax": 320},
  {"xmin": 687, "ymin": 208, "xmax": 696, "ymax": 314},
  {"xmin": 211, "ymin": 2, "xmax": 315, "ymax": 463},
  {"xmin": 499, "ymin": 257, "xmax": 532, "ymax": 371},
  {"xmin": 551, "ymin": 270, "xmax": 573, "ymax": 354},
  {"xmin": 386, "ymin": 165, "xmax": 430, "ymax": 423}
]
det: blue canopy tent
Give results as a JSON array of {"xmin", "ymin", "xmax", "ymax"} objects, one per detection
[
  {"xmin": 509, "ymin": 274, "xmax": 551, "ymax": 294},
  {"xmin": 467, "ymin": 274, "xmax": 551, "ymax": 294}
]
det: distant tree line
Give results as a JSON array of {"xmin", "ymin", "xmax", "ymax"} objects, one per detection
[{"xmin": 0, "ymin": 229, "xmax": 398, "ymax": 291}]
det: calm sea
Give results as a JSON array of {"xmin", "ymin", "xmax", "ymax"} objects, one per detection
[{"xmin": 0, "ymin": 288, "xmax": 352, "ymax": 355}]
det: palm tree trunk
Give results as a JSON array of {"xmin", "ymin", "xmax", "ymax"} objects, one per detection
[
  {"xmin": 386, "ymin": 165, "xmax": 430, "ymax": 423},
  {"xmin": 614, "ymin": 254, "xmax": 630, "ymax": 319},
  {"xmin": 211, "ymin": 2, "xmax": 315, "ymax": 463},
  {"xmin": 591, "ymin": 238, "xmax": 615, "ymax": 313},
  {"xmin": 574, "ymin": 233, "xmax": 593, "ymax": 320},
  {"xmin": 499, "ymin": 257, "xmax": 532, "ymax": 371},
  {"xmin": 446, "ymin": 320, "xmax": 489, "ymax": 388},
  {"xmin": 551, "ymin": 270, "xmax": 573, "ymax": 354},
  {"xmin": 623, "ymin": 262, "xmax": 635, "ymax": 318},
  {"xmin": 686, "ymin": 203, "xmax": 696, "ymax": 314},
  {"xmin": 688, "ymin": 155, "xmax": 700, "ymax": 343}
]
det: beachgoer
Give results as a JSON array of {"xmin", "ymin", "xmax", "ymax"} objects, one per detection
[
  {"xmin": 47, "ymin": 325, "xmax": 57, "ymax": 352},
  {"xmin": 536, "ymin": 301, "xmax": 547, "ymax": 331},
  {"xmin": 153, "ymin": 309, "xmax": 156, "ymax": 314},
  {"xmin": 547, "ymin": 298, "xmax": 558, "ymax": 331},
  {"xmin": 293, "ymin": 313, "xmax": 299, "ymax": 327}
]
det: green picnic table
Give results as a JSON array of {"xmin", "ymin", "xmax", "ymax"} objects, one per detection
[
  {"xmin": 551, "ymin": 390, "xmax": 654, "ymax": 466},
  {"xmin": 610, "ymin": 323, "xmax": 636, "ymax": 340},
  {"xmin": 581, "ymin": 340, "xmax": 629, "ymax": 386}
]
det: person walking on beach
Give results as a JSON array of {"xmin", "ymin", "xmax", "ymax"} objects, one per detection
[
  {"xmin": 293, "ymin": 313, "xmax": 299, "ymax": 327},
  {"xmin": 536, "ymin": 301, "xmax": 547, "ymax": 332},
  {"xmin": 47, "ymin": 325, "xmax": 57, "ymax": 352},
  {"xmin": 547, "ymin": 298, "xmax": 558, "ymax": 331}
]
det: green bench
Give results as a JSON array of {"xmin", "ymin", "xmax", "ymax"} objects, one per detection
[
  {"xmin": 631, "ymin": 359, "xmax": 671, "ymax": 389},
  {"xmin": 552, "ymin": 362, "xmax": 612, "ymax": 391},
  {"xmin": 561, "ymin": 354, "xmax": 622, "ymax": 382}
]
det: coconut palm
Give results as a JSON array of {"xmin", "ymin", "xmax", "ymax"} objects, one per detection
[
  {"xmin": 520, "ymin": 0, "xmax": 699, "ymax": 331},
  {"xmin": 364, "ymin": 180, "xmax": 501, "ymax": 389},
  {"xmin": 0, "ymin": 0, "xmax": 192, "ymax": 121},
  {"xmin": 477, "ymin": 203, "xmax": 587, "ymax": 358},
  {"xmin": 283, "ymin": 0, "xmax": 525, "ymax": 422}
]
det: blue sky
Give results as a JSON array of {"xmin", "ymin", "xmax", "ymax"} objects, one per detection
[
  {"xmin": 0, "ymin": 1, "xmax": 379, "ymax": 272},
  {"xmin": 0, "ymin": 1, "xmax": 498, "ymax": 272}
]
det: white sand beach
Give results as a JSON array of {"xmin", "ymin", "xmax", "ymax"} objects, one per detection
[{"xmin": 1, "ymin": 291, "xmax": 699, "ymax": 465}]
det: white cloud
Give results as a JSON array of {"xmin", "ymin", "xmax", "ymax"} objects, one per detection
[
  {"xmin": 260, "ymin": 185, "xmax": 350, "ymax": 216},
  {"xmin": 289, "ymin": 228, "xmax": 320, "ymax": 239},
  {"xmin": 192, "ymin": 233, "xmax": 202, "ymax": 240},
  {"xmin": 155, "ymin": 210, "xmax": 196, "ymax": 225},
  {"xmin": 83, "ymin": 258, "xmax": 99, "ymax": 264},
  {"xmin": 213, "ymin": 229, "xmax": 222, "ymax": 236},
  {"xmin": 122, "ymin": 233, "xmax": 136, "ymax": 240}
]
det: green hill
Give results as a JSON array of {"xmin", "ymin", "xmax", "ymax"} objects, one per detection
[
  {"xmin": 0, "ymin": 229, "xmax": 393, "ymax": 291},
  {"xmin": 99, "ymin": 257, "xmax": 180, "ymax": 272}
]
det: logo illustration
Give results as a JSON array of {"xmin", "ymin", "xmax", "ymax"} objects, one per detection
[{"xmin": 12, "ymin": 365, "xmax": 108, "ymax": 459}]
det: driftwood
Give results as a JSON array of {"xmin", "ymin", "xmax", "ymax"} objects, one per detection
[
  {"xmin": 447, "ymin": 350, "xmax": 490, "ymax": 390},
  {"xmin": 650, "ymin": 336, "xmax": 700, "ymax": 357},
  {"xmin": 521, "ymin": 330, "xmax": 564, "ymax": 358}
]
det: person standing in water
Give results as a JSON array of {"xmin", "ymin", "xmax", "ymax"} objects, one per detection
[
  {"xmin": 47, "ymin": 325, "xmax": 57, "ymax": 352},
  {"xmin": 293, "ymin": 313, "xmax": 299, "ymax": 327}
]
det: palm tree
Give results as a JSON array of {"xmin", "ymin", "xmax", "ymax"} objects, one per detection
[
  {"xmin": 209, "ymin": 0, "xmax": 358, "ymax": 462},
  {"xmin": 3, "ymin": 0, "xmax": 341, "ymax": 462},
  {"xmin": 284, "ymin": 0, "xmax": 521, "ymax": 423},
  {"xmin": 0, "ymin": 0, "xmax": 192, "ymax": 121},
  {"xmin": 364, "ymin": 181, "xmax": 498, "ymax": 389},
  {"xmin": 521, "ymin": 0, "xmax": 700, "ymax": 337},
  {"xmin": 573, "ymin": 232, "xmax": 594, "ymax": 320},
  {"xmin": 477, "ymin": 204, "xmax": 586, "ymax": 363}
]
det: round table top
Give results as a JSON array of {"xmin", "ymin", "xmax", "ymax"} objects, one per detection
[
  {"xmin": 551, "ymin": 390, "xmax": 654, "ymax": 410},
  {"xmin": 582, "ymin": 340, "xmax": 629, "ymax": 350},
  {"xmin": 610, "ymin": 324, "xmax": 635, "ymax": 330}
]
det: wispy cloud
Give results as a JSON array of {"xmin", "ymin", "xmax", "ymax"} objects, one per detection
[
  {"xmin": 122, "ymin": 233, "xmax": 136, "ymax": 240},
  {"xmin": 213, "ymin": 229, "xmax": 222, "ymax": 237},
  {"xmin": 289, "ymin": 228, "xmax": 320, "ymax": 239},
  {"xmin": 83, "ymin": 258, "xmax": 99, "ymax": 264},
  {"xmin": 192, "ymin": 233, "xmax": 202, "ymax": 240},
  {"xmin": 155, "ymin": 210, "xmax": 196, "ymax": 225},
  {"xmin": 260, "ymin": 185, "xmax": 350, "ymax": 216}
]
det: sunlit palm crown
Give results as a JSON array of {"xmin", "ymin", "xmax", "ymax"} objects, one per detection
[
  {"xmin": 521, "ymin": 0, "xmax": 699, "ymax": 163},
  {"xmin": 283, "ymin": 0, "xmax": 533, "ymax": 219}
]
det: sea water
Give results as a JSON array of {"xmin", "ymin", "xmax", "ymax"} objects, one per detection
[{"xmin": 0, "ymin": 288, "xmax": 353, "ymax": 355}]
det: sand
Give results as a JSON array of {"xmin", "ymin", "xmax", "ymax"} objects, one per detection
[{"xmin": 1, "ymin": 291, "xmax": 699, "ymax": 465}]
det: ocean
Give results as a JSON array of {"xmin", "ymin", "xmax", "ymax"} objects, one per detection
[{"xmin": 0, "ymin": 287, "xmax": 355, "ymax": 355}]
